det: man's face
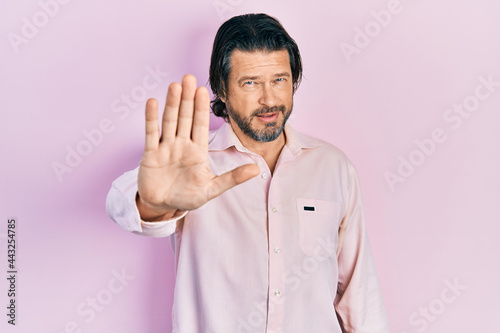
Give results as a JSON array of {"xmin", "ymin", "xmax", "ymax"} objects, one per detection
[{"xmin": 223, "ymin": 49, "xmax": 294, "ymax": 143}]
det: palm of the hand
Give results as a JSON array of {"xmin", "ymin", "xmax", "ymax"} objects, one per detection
[{"xmin": 138, "ymin": 139, "xmax": 216, "ymax": 212}]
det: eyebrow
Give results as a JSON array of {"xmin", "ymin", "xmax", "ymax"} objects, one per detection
[
  {"xmin": 274, "ymin": 72, "xmax": 291, "ymax": 78},
  {"xmin": 238, "ymin": 76, "xmax": 260, "ymax": 84},
  {"xmin": 237, "ymin": 72, "xmax": 291, "ymax": 84}
]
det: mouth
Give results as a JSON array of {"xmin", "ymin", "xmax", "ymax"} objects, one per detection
[{"xmin": 256, "ymin": 112, "xmax": 279, "ymax": 123}]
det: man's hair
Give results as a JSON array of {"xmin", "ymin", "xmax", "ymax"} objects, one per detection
[{"xmin": 209, "ymin": 13, "xmax": 303, "ymax": 121}]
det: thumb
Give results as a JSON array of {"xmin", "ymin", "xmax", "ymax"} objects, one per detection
[{"xmin": 207, "ymin": 164, "xmax": 260, "ymax": 200}]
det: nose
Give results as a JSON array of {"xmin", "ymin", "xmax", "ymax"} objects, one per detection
[{"xmin": 258, "ymin": 83, "xmax": 277, "ymax": 108}]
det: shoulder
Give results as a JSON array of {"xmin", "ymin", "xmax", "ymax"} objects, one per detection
[
  {"xmin": 291, "ymin": 129, "xmax": 360, "ymax": 184},
  {"xmin": 293, "ymin": 129, "xmax": 352, "ymax": 164}
]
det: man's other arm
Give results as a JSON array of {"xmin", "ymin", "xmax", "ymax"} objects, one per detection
[{"xmin": 334, "ymin": 162, "xmax": 390, "ymax": 332}]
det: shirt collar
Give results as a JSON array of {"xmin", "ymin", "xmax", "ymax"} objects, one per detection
[
  {"xmin": 208, "ymin": 122, "xmax": 322, "ymax": 156},
  {"xmin": 208, "ymin": 122, "xmax": 244, "ymax": 152}
]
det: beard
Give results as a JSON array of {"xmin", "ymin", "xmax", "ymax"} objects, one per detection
[{"xmin": 226, "ymin": 102, "xmax": 292, "ymax": 143}]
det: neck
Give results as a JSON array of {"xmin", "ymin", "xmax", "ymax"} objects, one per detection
[{"xmin": 231, "ymin": 124, "xmax": 286, "ymax": 174}]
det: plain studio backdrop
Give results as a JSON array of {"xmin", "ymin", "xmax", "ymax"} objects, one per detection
[{"xmin": 1, "ymin": 0, "xmax": 499, "ymax": 332}]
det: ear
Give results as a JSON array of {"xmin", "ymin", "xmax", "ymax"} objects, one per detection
[
  {"xmin": 219, "ymin": 84, "xmax": 227, "ymax": 103},
  {"xmin": 219, "ymin": 80, "xmax": 229, "ymax": 103}
]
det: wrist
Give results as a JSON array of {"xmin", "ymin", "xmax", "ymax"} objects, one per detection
[{"xmin": 135, "ymin": 193, "xmax": 182, "ymax": 222}]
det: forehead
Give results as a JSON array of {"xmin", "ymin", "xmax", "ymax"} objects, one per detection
[{"xmin": 228, "ymin": 49, "xmax": 291, "ymax": 79}]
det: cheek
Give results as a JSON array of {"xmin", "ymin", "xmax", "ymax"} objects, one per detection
[
  {"xmin": 235, "ymin": 93, "xmax": 259, "ymax": 110},
  {"xmin": 280, "ymin": 90, "xmax": 293, "ymax": 107}
]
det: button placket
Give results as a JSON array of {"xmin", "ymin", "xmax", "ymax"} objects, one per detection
[{"xmin": 267, "ymin": 174, "xmax": 285, "ymax": 331}]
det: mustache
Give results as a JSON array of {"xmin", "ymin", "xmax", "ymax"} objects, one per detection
[{"xmin": 251, "ymin": 105, "xmax": 287, "ymax": 117}]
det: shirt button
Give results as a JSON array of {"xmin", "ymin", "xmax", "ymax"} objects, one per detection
[
  {"xmin": 274, "ymin": 289, "xmax": 281, "ymax": 297},
  {"xmin": 272, "ymin": 206, "xmax": 278, "ymax": 213},
  {"xmin": 274, "ymin": 247, "xmax": 281, "ymax": 254},
  {"xmin": 262, "ymin": 173, "xmax": 268, "ymax": 179}
]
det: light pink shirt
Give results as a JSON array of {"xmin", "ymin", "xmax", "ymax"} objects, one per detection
[{"xmin": 106, "ymin": 123, "xmax": 389, "ymax": 333}]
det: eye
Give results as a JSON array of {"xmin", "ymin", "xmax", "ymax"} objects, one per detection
[{"xmin": 244, "ymin": 81, "xmax": 255, "ymax": 85}]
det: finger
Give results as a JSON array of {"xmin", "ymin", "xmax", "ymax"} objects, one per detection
[
  {"xmin": 176, "ymin": 74, "xmax": 197, "ymax": 139},
  {"xmin": 145, "ymin": 98, "xmax": 159, "ymax": 151},
  {"xmin": 161, "ymin": 82, "xmax": 182, "ymax": 142},
  {"xmin": 191, "ymin": 86, "xmax": 210, "ymax": 146},
  {"xmin": 207, "ymin": 164, "xmax": 260, "ymax": 200}
]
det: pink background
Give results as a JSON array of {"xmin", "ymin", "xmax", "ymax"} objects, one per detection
[{"xmin": 2, "ymin": 0, "xmax": 499, "ymax": 332}]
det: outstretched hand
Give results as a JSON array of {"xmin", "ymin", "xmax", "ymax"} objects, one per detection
[{"xmin": 136, "ymin": 75, "xmax": 259, "ymax": 221}]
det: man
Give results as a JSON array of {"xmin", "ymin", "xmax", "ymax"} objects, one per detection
[{"xmin": 106, "ymin": 13, "xmax": 389, "ymax": 332}]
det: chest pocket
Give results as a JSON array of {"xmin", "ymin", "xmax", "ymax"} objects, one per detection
[{"xmin": 296, "ymin": 198, "xmax": 341, "ymax": 257}]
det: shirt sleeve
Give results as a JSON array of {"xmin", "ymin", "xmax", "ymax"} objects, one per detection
[
  {"xmin": 334, "ymin": 162, "xmax": 390, "ymax": 332},
  {"xmin": 105, "ymin": 167, "xmax": 187, "ymax": 238}
]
